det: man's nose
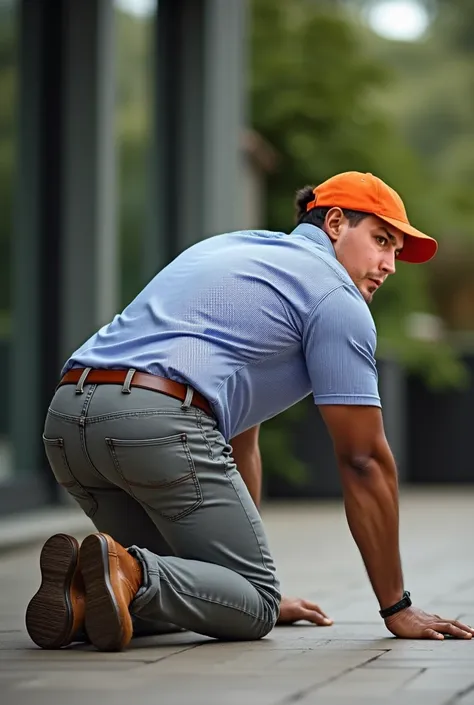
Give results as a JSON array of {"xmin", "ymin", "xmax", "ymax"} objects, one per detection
[{"xmin": 381, "ymin": 252, "xmax": 396, "ymax": 275}]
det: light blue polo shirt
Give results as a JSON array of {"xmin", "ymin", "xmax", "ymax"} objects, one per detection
[{"xmin": 63, "ymin": 224, "xmax": 381, "ymax": 441}]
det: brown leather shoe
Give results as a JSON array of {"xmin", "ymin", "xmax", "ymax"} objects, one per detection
[
  {"xmin": 25, "ymin": 534, "xmax": 85, "ymax": 649},
  {"xmin": 79, "ymin": 533, "xmax": 143, "ymax": 652}
]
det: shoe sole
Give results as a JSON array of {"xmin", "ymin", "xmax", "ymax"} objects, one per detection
[
  {"xmin": 79, "ymin": 534, "xmax": 130, "ymax": 652},
  {"xmin": 25, "ymin": 534, "xmax": 79, "ymax": 649}
]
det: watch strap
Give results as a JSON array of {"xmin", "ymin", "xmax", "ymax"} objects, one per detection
[{"xmin": 379, "ymin": 591, "xmax": 412, "ymax": 619}]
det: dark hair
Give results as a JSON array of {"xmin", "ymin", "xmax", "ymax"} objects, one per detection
[{"xmin": 295, "ymin": 185, "xmax": 369, "ymax": 229}]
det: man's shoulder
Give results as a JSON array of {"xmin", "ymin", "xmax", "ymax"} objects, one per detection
[
  {"xmin": 225, "ymin": 229, "xmax": 364, "ymax": 312},
  {"xmin": 315, "ymin": 283, "xmax": 377, "ymax": 332},
  {"xmin": 182, "ymin": 228, "xmax": 284, "ymax": 253}
]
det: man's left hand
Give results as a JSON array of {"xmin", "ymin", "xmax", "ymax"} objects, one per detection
[{"xmin": 277, "ymin": 595, "xmax": 333, "ymax": 626}]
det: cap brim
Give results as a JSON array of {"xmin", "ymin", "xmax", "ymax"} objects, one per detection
[{"xmin": 375, "ymin": 214, "xmax": 438, "ymax": 264}]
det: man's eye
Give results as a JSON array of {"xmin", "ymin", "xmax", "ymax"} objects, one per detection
[{"xmin": 376, "ymin": 236, "xmax": 388, "ymax": 246}]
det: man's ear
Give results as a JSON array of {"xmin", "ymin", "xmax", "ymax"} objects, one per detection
[{"xmin": 324, "ymin": 207, "xmax": 345, "ymax": 243}]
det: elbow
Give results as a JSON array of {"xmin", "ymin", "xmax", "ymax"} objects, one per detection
[
  {"xmin": 338, "ymin": 453, "xmax": 379, "ymax": 480},
  {"xmin": 337, "ymin": 446, "xmax": 398, "ymax": 490},
  {"xmin": 335, "ymin": 433, "xmax": 393, "ymax": 480}
]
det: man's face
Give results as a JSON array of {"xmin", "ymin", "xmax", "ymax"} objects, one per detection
[{"xmin": 325, "ymin": 210, "xmax": 405, "ymax": 304}]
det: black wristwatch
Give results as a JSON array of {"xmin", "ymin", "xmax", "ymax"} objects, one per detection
[{"xmin": 379, "ymin": 591, "xmax": 412, "ymax": 619}]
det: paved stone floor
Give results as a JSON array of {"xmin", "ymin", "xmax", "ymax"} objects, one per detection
[{"xmin": 1, "ymin": 488, "xmax": 473, "ymax": 704}]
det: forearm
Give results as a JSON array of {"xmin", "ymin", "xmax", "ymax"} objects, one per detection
[
  {"xmin": 340, "ymin": 455, "xmax": 404, "ymax": 610},
  {"xmin": 233, "ymin": 444, "xmax": 262, "ymax": 508}
]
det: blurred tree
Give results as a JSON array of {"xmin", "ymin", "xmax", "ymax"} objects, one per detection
[
  {"xmin": 249, "ymin": 0, "xmax": 467, "ymax": 388},
  {"xmin": 116, "ymin": 9, "xmax": 154, "ymax": 309},
  {"xmin": 251, "ymin": 0, "xmax": 389, "ymax": 229},
  {"xmin": 350, "ymin": 0, "xmax": 474, "ymax": 337},
  {"xmin": 250, "ymin": 0, "xmax": 467, "ymax": 487},
  {"xmin": 433, "ymin": 0, "xmax": 474, "ymax": 52}
]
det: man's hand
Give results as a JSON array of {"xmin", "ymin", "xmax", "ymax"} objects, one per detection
[
  {"xmin": 385, "ymin": 607, "xmax": 474, "ymax": 640},
  {"xmin": 277, "ymin": 595, "xmax": 333, "ymax": 626}
]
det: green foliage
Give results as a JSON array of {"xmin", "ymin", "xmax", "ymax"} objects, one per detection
[
  {"xmin": 386, "ymin": 338, "xmax": 469, "ymax": 390},
  {"xmin": 433, "ymin": 0, "xmax": 474, "ymax": 53},
  {"xmin": 259, "ymin": 402, "xmax": 309, "ymax": 485},
  {"xmin": 351, "ymin": 0, "xmax": 474, "ymax": 369},
  {"xmin": 249, "ymin": 0, "xmax": 469, "ymax": 389},
  {"xmin": 250, "ymin": 0, "xmax": 391, "ymax": 232},
  {"xmin": 360, "ymin": 2, "xmax": 474, "ymax": 244},
  {"xmin": 249, "ymin": 0, "xmax": 472, "ymax": 480},
  {"xmin": 116, "ymin": 10, "xmax": 154, "ymax": 308}
]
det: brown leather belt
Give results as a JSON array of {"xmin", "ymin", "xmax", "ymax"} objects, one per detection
[{"xmin": 58, "ymin": 368, "xmax": 214, "ymax": 418}]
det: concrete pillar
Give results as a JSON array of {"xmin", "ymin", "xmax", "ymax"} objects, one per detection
[
  {"xmin": 202, "ymin": 0, "xmax": 247, "ymax": 238},
  {"xmin": 147, "ymin": 0, "xmax": 247, "ymax": 279},
  {"xmin": 60, "ymin": 0, "xmax": 118, "ymax": 360},
  {"xmin": 10, "ymin": 0, "xmax": 117, "ymax": 509},
  {"xmin": 11, "ymin": 0, "xmax": 62, "ymax": 492}
]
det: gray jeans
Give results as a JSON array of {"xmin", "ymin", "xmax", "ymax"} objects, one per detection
[{"xmin": 42, "ymin": 378, "xmax": 281, "ymax": 641}]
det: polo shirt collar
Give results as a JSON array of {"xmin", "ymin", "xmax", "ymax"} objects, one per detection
[{"xmin": 290, "ymin": 223, "xmax": 336, "ymax": 258}]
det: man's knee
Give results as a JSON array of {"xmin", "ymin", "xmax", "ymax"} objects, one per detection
[
  {"xmin": 234, "ymin": 589, "xmax": 280, "ymax": 641},
  {"xmin": 257, "ymin": 589, "xmax": 281, "ymax": 637}
]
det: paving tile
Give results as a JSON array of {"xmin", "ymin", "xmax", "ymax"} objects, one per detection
[
  {"xmin": 376, "ymin": 641, "xmax": 474, "ymax": 657},
  {"xmin": 298, "ymin": 666, "xmax": 421, "ymax": 699},
  {"xmin": 405, "ymin": 669, "xmax": 474, "ymax": 692},
  {"xmin": 314, "ymin": 696, "xmax": 451, "ymax": 705},
  {"xmin": 457, "ymin": 689, "xmax": 474, "ymax": 705},
  {"xmin": 459, "ymin": 614, "xmax": 474, "ymax": 624},
  {"xmin": 126, "ymin": 647, "xmax": 386, "ymax": 678},
  {"xmin": 4, "ymin": 677, "xmax": 321, "ymax": 705},
  {"xmin": 367, "ymin": 658, "xmax": 474, "ymax": 669},
  {"xmin": 0, "ymin": 659, "xmax": 141, "ymax": 672},
  {"xmin": 0, "ymin": 643, "xmax": 199, "ymax": 665}
]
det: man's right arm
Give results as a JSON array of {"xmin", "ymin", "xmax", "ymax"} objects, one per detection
[
  {"xmin": 319, "ymin": 403, "xmax": 474, "ymax": 639},
  {"xmin": 304, "ymin": 287, "xmax": 473, "ymax": 638},
  {"xmin": 303, "ymin": 286, "xmax": 403, "ymax": 607},
  {"xmin": 318, "ymin": 404, "xmax": 404, "ymax": 611}
]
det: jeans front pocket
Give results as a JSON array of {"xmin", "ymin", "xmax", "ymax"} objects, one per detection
[
  {"xmin": 42, "ymin": 435, "xmax": 98, "ymax": 518},
  {"xmin": 106, "ymin": 433, "xmax": 203, "ymax": 522}
]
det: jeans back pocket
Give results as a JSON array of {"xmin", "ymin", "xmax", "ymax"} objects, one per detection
[{"xmin": 106, "ymin": 433, "xmax": 203, "ymax": 522}]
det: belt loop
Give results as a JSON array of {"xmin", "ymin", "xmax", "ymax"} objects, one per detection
[
  {"xmin": 122, "ymin": 368, "xmax": 136, "ymax": 394},
  {"xmin": 181, "ymin": 385, "xmax": 194, "ymax": 409},
  {"xmin": 75, "ymin": 367, "xmax": 92, "ymax": 394}
]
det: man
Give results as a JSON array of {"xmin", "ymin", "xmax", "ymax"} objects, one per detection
[{"xmin": 26, "ymin": 171, "xmax": 473, "ymax": 652}]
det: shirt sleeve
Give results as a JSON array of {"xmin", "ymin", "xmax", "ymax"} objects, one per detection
[{"xmin": 302, "ymin": 285, "xmax": 381, "ymax": 406}]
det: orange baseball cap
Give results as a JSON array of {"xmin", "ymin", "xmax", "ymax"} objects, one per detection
[{"xmin": 306, "ymin": 171, "xmax": 438, "ymax": 264}]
